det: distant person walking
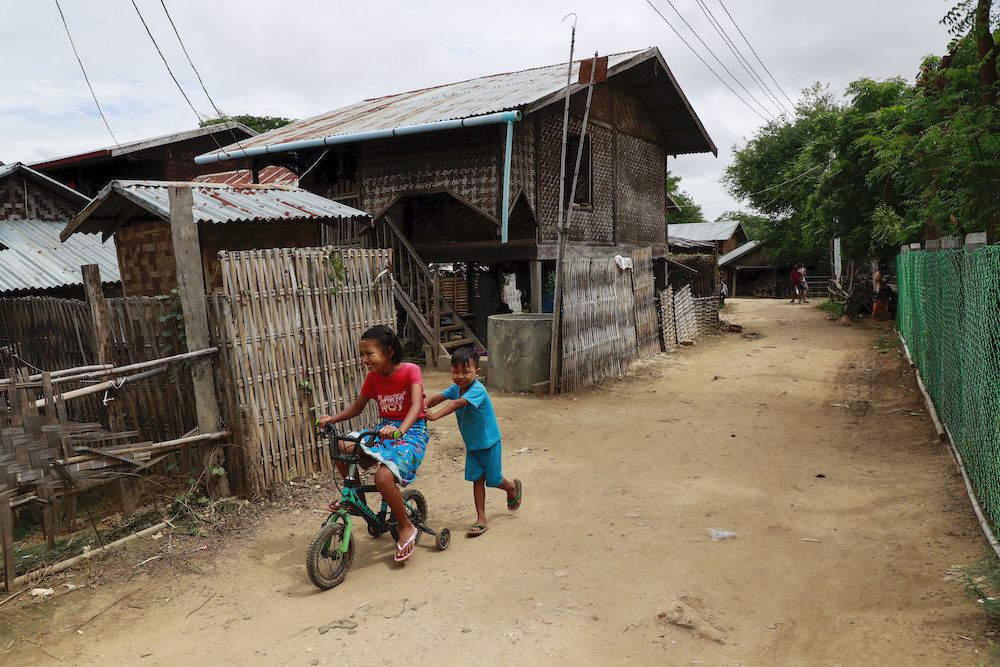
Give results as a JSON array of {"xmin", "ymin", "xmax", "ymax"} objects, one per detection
[
  {"xmin": 798, "ymin": 265, "xmax": 810, "ymax": 303},
  {"xmin": 872, "ymin": 261, "xmax": 890, "ymax": 320},
  {"xmin": 790, "ymin": 263, "xmax": 804, "ymax": 304}
]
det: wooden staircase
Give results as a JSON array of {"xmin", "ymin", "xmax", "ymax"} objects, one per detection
[{"xmin": 370, "ymin": 214, "xmax": 485, "ymax": 367}]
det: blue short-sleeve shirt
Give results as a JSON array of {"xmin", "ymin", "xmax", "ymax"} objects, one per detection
[{"xmin": 443, "ymin": 380, "xmax": 501, "ymax": 451}]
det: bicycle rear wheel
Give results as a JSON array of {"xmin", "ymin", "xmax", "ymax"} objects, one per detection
[
  {"xmin": 306, "ymin": 515, "xmax": 355, "ymax": 590},
  {"xmin": 390, "ymin": 488, "xmax": 427, "ymax": 545}
]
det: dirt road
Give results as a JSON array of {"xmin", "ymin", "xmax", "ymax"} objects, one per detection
[{"xmin": 1, "ymin": 298, "xmax": 993, "ymax": 665}]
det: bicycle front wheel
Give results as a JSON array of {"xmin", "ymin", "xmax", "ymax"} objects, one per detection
[{"xmin": 306, "ymin": 515, "xmax": 355, "ymax": 590}]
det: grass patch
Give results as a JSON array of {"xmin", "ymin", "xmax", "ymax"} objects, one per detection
[{"xmin": 819, "ymin": 299, "xmax": 845, "ymax": 318}]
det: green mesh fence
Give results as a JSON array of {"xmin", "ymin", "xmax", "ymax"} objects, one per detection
[{"xmin": 898, "ymin": 245, "xmax": 1000, "ymax": 529}]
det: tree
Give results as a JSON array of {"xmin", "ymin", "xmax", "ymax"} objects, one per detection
[
  {"xmin": 666, "ymin": 172, "xmax": 706, "ymax": 225},
  {"xmin": 200, "ymin": 114, "xmax": 295, "ymax": 135}
]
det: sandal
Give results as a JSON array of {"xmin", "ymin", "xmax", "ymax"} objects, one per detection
[
  {"xmin": 324, "ymin": 501, "xmax": 341, "ymax": 513},
  {"xmin": 507, "ymin": 479, "xmax": 522, "ymax": 511},
  {"xmin": 466, "ymin": 523, "xmax": 489, "ymax": 537},
  {"xmin": 394, "ymin": 529, "xmax": 417, "ymax": 562}
]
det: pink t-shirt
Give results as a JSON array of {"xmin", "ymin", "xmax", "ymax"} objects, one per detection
[{"xmin": 361, "ymin": 362, "xmax": 425, "ymax": 420}]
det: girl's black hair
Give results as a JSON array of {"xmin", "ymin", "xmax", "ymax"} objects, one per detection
[{"xmin": 361, "ymin": 325, "xmax": 403, "ymax": 363}]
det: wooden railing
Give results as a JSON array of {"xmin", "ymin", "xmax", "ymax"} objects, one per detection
[{"xmin": 369, "ymin": 214, "xmax": 485, "ymax": 364}]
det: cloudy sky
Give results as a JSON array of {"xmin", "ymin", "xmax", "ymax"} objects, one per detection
[{"xmin": 2, "ymin": 0, "xmax": 955, "ymax": 219}]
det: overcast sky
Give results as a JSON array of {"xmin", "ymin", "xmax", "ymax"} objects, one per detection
[{"xmin": 1, "ymin": 0, "xmax": 955, "ymax": 220}]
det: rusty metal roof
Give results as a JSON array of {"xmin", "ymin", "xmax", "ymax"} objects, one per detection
[
  {"xmin": 199, "ymin": 47, "xmax": 716, "ymax": 163},
  {"xmin": 0, "ymin": 219, "xmax": 120, "ymax": 293},
  {"xmin": 193, "ymin": 166, "xmax": 298, "ymax": 187},
  {"xmin": 62, "ymin": 180, "xmax": 370, "ymax": 241}
]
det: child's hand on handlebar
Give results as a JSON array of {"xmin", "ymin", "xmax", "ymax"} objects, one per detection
[
  {"xmin": 316, "ymin": 414, "xmax": 335, "ymax": 430},
  {"xmin": 378, "ymin": 424, "xmax": 403, "ymax": 440}
]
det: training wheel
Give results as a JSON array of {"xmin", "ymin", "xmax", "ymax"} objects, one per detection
[{"xmin": 436, "ymin": 527, "xmax": 451, "ymax": 550}]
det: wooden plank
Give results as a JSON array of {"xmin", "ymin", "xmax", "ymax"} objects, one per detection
[
  {"xmin": 0, "ymin": 491, "xmax": 14, "ymax": 592},
  {"xmin": 169, "ymin": 186, "xmax": 229, "ymax": 498}
]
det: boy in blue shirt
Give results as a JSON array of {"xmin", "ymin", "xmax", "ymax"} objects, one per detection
[{"xmin": 425, "ymin": 347, "xmax": 522, "ymax": 537}]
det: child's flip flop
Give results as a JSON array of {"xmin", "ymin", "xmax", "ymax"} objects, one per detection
[
  {"xmin": 507, "ymin": 479, "xmax": 522, "ymax": 511},
  {"xmin": 394, "ymin": 529, "xmax": 416, "ymax": 562},
  {"xmin": 466, "ymin": 523, "xmax": 489, "ymax": 537}
]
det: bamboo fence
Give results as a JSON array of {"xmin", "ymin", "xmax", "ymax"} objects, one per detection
[
  {"xmin": 220, "ymin": 247, "xmax": 394, "ymax": 484},
  {"xmin": 559, "ymin": 250, "xmax": 659, "ymax": 392},
  {"xmin": 660, "ymin": 285, "xmax": 698, "ymax": 348}
]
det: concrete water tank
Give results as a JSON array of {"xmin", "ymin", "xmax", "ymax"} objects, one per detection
[{"xmin": 487, "ymin": 313, "xmax": 553, "ymax": 392}]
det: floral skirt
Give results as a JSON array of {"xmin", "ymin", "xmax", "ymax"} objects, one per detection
[{"xmin": 358, "ymin": 418, "xmax": 428, "ymax": 486}]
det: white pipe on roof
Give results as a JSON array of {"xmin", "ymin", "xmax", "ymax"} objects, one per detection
[{"xmin": 195, "ymin": 111, "xmax": 523, "ymax": 165}]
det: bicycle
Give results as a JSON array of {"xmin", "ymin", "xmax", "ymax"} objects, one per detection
[{"xmin": 306, "ymin": 426, "xmax": 451, "ymax": 590}]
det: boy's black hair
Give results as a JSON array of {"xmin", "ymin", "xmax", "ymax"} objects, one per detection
[
  {"xmin": 360, "ymin": 325, "xmax": 403, "ymax": 363},
  {"xmin": 450, "ymin": 346, "xmax": 480, "ymax": 369}
]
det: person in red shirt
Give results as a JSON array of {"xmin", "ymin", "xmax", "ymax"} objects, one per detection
[
  {"xmin": 790, "ymin": 263, "xmax": 804, "ymax": 304},
  {"xmin": 317, "ymin": 325, "xmax": 427, "ymax": 562}
]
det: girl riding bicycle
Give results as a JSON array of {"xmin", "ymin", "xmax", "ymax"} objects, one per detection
[{"xmin": 316, "ymin": 325, "xmax": 428, "ymax": 562}]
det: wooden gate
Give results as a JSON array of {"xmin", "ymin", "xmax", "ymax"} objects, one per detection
[{"xmin": 220, "ymin": 247, "xmax": 394, "ymax": 483}]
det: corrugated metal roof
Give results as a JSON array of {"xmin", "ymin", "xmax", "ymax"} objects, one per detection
[
  {"xmin": 63, "ymin": 180, "xmax": 370, "ymax": 240},
  {"xmin": 28, "ymin": 121, "xmax": 257, "ymax": 170},
  {"xmin": 193, "ymin": 166, "xmax": 298, "ymax": 187},
  {"xmin": 199, "ymin": 48, "xmax": 716, "ymax": 163},
  {"xmin": 668, "ymin": 220, "xmax": 742, "ymax": 243},
  {"xmin": 0, "ymin": 219, "xmax": 120, "ymax": 293},
  {"xmin": 719, "ymin": 240, "xmax": 766, "ymax": 266},
  {"xmin": 668, "ymin": 236, "xmax": 715, "ymax": 250}
]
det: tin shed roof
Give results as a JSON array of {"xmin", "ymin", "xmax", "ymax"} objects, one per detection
[
  {"xmin": 719, "ymin": 239, "xmax": 767, "ymax": 266},
  {"xmin": 61, "ymin": 180, "xmax": 370, "ymax": 242},
  {"xmin": 0, "ymin": 219, "xmax": 120, "ymax": 293},
  {"xmin": 668, "ymin": 220, "xmax": 743, "ymax": 243},
  {"xmin": 198, "ymin": 47, "xmax": 716, "ymax": 164}
]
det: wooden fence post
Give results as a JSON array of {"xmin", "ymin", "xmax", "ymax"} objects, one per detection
[{"xmin": 169, "ymin": 186, "xmax": 231, "ymax": 499}]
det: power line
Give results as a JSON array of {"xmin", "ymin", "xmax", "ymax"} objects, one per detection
[
  {"xmin": 716, "ymin": 0, "xmax": 799, "ymax": 111},
  {"xmin": 693, "ymin": 0, "xmax": 793, "ymax": 118},
  {"xmin": 655, "ymin": 0, "xmax": 779, "ymax": 121},
  {"xmin": 52, "ymin": 0, "xmax": 123, "ymax": 151},
  {"xmin": 130, "ymin": 0, "xmax": 226, "ymax": 153},
  {"xmin": 644, "ymin": 0, "xmax": 770, "ymax": 122},
  {"xmin": 157, "ymin": 0, "xmax": 247, "ymax": 152}
]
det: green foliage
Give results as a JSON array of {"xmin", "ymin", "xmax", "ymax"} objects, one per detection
[
  {"xmin": 156, "ymin": 287, "xmax": 186, "ymax": 355},
  {"xmin": 667, "ymin": 172, "xmax": 707, "ymax": 225},
  {"xmin": 324, "ymin": 255, "xmax": 347, "ymax": 296},
  {"xmin": 954, "ymin": 548, "xmax": 1000, "ymax": 624},
  {"xmin": 299, "ymin": 381, "xmax": 314, "ymax": 394},
  {"xmin": 200, "ymin": 114, "xmax": 295, "ymax": 134}
]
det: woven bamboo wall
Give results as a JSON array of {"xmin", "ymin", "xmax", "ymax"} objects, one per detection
[
  {"xmin": 361, "ymin": 127, "xmax": 500, "ymax": 220},
  {"xmin": 220, "ymin": 247, "xmax": 394, "ymax": 483},
  {"xmin": 660, "ymin": 285, "xmax": 697, "ymax": 347},
  {"xmin": 631, "ymin": 247, "xmax": 660, "ymax": 359},
  {"xmin": 560, "ymin": 256, "xmax": 635, "ymax": 392},
  {"xmin": 615, "ymin": 133, "xmax": 667, "ymax": 246},
  {"xmin": 693, "ymin": 296, "xmax": 721, "ymax": 335}
]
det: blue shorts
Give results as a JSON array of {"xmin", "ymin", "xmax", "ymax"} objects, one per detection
[{"xmin": 465, "ymin": 441, "xmax": 503, "ymax": 487}]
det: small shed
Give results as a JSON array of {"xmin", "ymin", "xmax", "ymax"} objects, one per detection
[
  {"xmin": 718, "ymin": 240, "xmax": 776, "ymax": 297},
  {"xmin": 59, "ymin": 180, "xmax": 370, "ymax": 296},
  {"xmin": 668, "ymin": 220, "xmax": 748, "ymax": 256},
  {"xmin": 0, "ymin": 162, "xmax": 120, "ymax": 299}
]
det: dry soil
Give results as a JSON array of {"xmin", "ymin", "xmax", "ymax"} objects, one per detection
[{"xmin": 0, "ymin": 298, "xmax": 995, "ymax": 666}]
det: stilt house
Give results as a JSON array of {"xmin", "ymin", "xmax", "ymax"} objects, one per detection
[{"xmin": 195, "ymin": 47, "xmax": 716, "ymax": 358}]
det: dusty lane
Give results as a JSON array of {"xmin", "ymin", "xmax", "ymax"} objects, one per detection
[{"xmin": 2, "ymin": 298, "xmax": 989, "ymax": 666}]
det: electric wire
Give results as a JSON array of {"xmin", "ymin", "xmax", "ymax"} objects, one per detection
[
  {"xmin": 716, "ymin": 0, "xmax": 799, "ymax": 111},
  {"xmin": 653, "ymin": 0, "xmax": 778, "ymax": 121},
  {"xmin": 130, "ymin": 0, "xmax": 226, "ymax": 153},
  {"xmin": 693, "ymin": 0, "xmax": 792, "ymax": 118},
  {"xmin": 643, "ymin": 0, "xmax": 769, "ymax": 122},
  {"xmin": 157, "ymin": 0, "xmax": 247, "ymax": 153},
  {"xmin": 52, "ymin": 0, "xmax": 123, "ymax": 151}
]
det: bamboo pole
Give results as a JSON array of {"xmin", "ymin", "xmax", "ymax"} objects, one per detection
[
  {"xmin": 550, "ymin": 48, "xmax": 599, "ymax": 395},
  {"xmin": 59, "ymin": 431, "xmax": 231, "ymax": 465},
  {"xmin": 33, "ymin": 366, "xmax": 168, "ymax": 409}
]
